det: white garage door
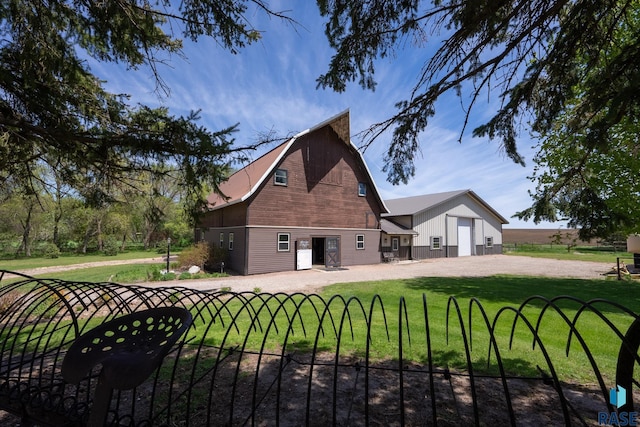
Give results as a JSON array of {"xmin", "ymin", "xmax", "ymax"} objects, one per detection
[{"xmin": 457, "ymin": 218, "xmax": 472, "ymax": 257}]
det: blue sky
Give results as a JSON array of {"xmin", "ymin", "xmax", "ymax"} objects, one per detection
[{"xmin": 91, "ymin": 3, "xmax": 566, "ymax": 229}]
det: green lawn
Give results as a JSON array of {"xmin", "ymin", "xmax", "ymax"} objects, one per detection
[
  {"xmin": 0, "ymin": 250, "xmax": 161, "ymax": 271},
  {"xmin": 311, "ymin": 276, "xmax": 639, "ymax": 383},
  {"xmin": 174, "ymin": 275, "xmax": 638, "ymax": 385},
  {"xmin": 13, "ymin": 263, "xmax": 166, "ymax": 283},
  {"xmin": 262, "ymin": 276, "xmax": 640, "ymax": 383},
  {"xmin": 504, "ymin": 244, "xmax": 632, "ymax": 263}
]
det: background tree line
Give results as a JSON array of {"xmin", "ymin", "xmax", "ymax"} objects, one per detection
[{"xmin": 0, "ymin": 161, "xmax": 193, "ymax": 258}]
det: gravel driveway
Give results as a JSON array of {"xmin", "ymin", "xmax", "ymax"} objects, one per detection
[
  {"xmin": 152, "ymin": 254, "xmax": 615, "ymax": 294},
  {"xmin": 5, "ymin": 255, "xmax": 615, "ymax": 295}
]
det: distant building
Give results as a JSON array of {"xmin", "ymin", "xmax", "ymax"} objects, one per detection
[
  {"xmin": 382, "ymin": 190, "xmax": 509, "ymax": 260},
  {"xmin": 196, "ymin": 111, "xmax": 388, "ymax": 275}
]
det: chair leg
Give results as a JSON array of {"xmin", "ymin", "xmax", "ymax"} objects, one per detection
[{"xmin": 88, "ymin": 370, "xmax": 113, "ymax": 427}]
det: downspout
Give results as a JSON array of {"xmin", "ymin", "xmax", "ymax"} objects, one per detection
[
  {"xmin": 244, "ymin": 207, "xmax": 249, "ymax": 275},
  {"xmin": 481, "ymin": 219, "xmax": 485, "ymax": 255},
  {"xmin": 445, "ymin": 214, "xmax": 449, "ymax": 258},
  {"xmin": 410, "ymin": 215, "xmax": 414, "ymax": 260}
]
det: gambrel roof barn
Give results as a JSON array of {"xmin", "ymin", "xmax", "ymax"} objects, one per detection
[{"xmin": 197, "ymin": 111, "xmax": 389, "ymax": 275}]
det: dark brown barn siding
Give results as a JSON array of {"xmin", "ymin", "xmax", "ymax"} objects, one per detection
[
  {"xmin": 246, "ymin": 128, "xmax": 382, "ymax": 229},
  {"xmin": 199, "ymin": 210, "xmax": 223, "ymax": 228},
  {"xmin": 199, "ymin": 203, "xmax": 247, "ymax": 228},
  {"xmin": 222, "ymin": 203, "xmax": 248, "ymax": 227}
]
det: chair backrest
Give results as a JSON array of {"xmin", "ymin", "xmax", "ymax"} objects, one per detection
[{"xmin": 62, "ymin": 306, "xmax": 192, "ymax": 390}]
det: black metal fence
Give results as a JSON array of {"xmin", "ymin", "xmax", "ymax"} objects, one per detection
[{"xmin": 0, "ymin": 269, "xmax": 638, "ymax": 426}]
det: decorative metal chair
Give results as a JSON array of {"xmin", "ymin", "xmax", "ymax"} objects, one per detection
[{"xmin": 62, "ymin": 307, "xmax": 192, "ymax": 426}]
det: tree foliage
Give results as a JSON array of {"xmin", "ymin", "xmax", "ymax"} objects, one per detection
[
  {"xmin": 317, "ymin": 0, "xmax": 640, "ymax": 235},
  {"xmin": 514, "ymin": 1, "xmax": 640, "ymax": 238},
  {"xmin": 0, "ymin": 0, "xmax": 289, "ymax": 220}
]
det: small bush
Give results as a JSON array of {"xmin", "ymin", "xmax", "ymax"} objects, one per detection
[
  {"xmin": 147, "ymin": 267, "xmax": 162, "ymax": 281},
  {"xmin": 206, "ymin": 244, "xmax": 229, "ymax": 272},
  {"xmin": 161, "ymin": 272, "xmax": 177, "ymax": 281},
  {"xmin": 43, "ymin": 243, "xmax": 61, "ymax": 259},
  {"xmin": 64, "ymin": 240, "xmax": 79, "ymax": 251},
  {"xmin": 178, "ymin": 242, "xmax": 210, "ymax": 269},
  {"xmin": 103, "ymin": 239, "xmax": 119, "ymax": 256},
  {"xmin": 178, "ymin": 272, "xmax": 192, "ymax": 280}
]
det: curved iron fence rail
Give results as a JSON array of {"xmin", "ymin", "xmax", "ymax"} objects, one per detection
[{"xmin": 0, "ymin": 269, "xmax": 638, "ymax": 426}]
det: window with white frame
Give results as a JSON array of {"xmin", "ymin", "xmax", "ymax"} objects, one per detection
[
  {"xmin": 274, "ymin": 169, "xmax": 288, "ymax": 186},
  {"xmin": 229, "ymin": 232, "xmax": 234, "ymax": 250},
  {"xmin": 431, "ymin": 236, "xmax": 442, "ymax": 250},
  {"xmin": 485, "ymin": 236, "xmax": 493, "ymax": 248},
  {"xmin": 277, "ymin": 233, "xmax": 290, "ymax": 251},
  {"xmin": 219, "ymin": 232, "xmax": 224, "ymax": 248},
  {"xmin": 356, "ymin": 234, "xmax": 365, "ymax": 250},
  {"xmin": 358, "ymin": 182, "xmax": 366, "ymax": 196}
]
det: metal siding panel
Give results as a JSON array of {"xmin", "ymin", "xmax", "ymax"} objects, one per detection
[
  {"xmin": 409, "ymin": 193, "xmax": 504, "ymax": 254},
  {"xmin": 414, "ymin": 245, "xmax": 447, "ymax": 259}
]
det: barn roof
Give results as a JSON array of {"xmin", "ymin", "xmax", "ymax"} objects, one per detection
[
  {"xmin": 206, "ymin": 110, "xmax": 389, "ymax": 213},
  {"xmin": 383, "ymin": 189, "xmax": 509, "ymax": 224}
]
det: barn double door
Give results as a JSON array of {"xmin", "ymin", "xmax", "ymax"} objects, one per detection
[
  {"xmin": 325, "ymin": 237, "xmax": 340, "ymax": 268},
  {"xmin": 311, "ymin": 236, "xmax": 341, "ymax": 268}
]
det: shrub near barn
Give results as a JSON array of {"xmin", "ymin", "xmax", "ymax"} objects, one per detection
[{"xmin": 177, "ymin": 242, "xmax": 229, "ymax": 273}]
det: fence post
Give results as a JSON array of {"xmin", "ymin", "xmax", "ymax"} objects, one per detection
[
  {"xmin": 617, "ymin": 257, "xmax": 621, "ymax": 281},
  {"xmin": 615, "ymin": 317, "xmax": 640, "ymax": 413}
]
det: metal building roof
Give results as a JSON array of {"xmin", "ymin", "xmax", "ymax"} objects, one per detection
[
  {"xmin": 382, "ymin": 189, "xmax": 509, "ymax": 224},
  {"xmin": 380, "ymin": 219, "xmax": 419, "ymax": 235}
]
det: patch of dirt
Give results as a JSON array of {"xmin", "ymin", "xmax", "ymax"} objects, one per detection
[{"xmin": 2, "ymin": 349, "xmax": 619, "ymax": 426}]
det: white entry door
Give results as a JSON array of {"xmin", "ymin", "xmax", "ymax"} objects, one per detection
[{"xmin": 457, "ymin": 218, "xmax": 472, "ymax": 257}]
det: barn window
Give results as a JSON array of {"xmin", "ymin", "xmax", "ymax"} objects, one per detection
[
  {"xmin": 358, "ymin": 182, "xmax": 366, "ymax": 196},
  {"xmin": 485, "ymin": 236, "xmax": 493, "ymax": 248},
  {"xmin": 274, "ymin": 169, "xmax": 288, "ymax": 186},
  {"xmin": 431, "ymin": 236, "xmax": 442, "ymax": 250},
  {"xmin": 229, "ymin": 232, "xmax": 234, "ymax": 251},
  {"xmin": 219, "ymin": 232, "xmax": 224, "ymax": 248},
  {"xmin": 277, "ymin": 233, "xmax": 290, "ymax": 251},
  {"xmin": 356, "ymin": 234, "xmax": 365, "ymax": 250}
]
